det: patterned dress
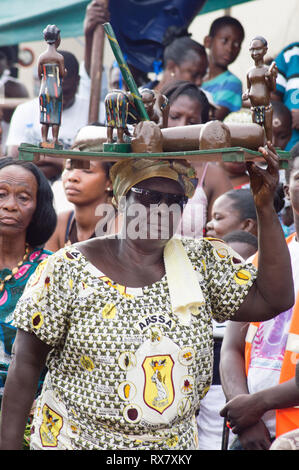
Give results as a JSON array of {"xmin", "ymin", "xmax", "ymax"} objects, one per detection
[
  {"xmin": 0, "ymin": 248, "xmax": 51, "ymax": 402},
  {"xmin": 39, "ymin": 63, "xmax": 63, "ymax": 125},
  {"xmin": 13, "ymin": 238, "xmax": 256, "ymax": 450}
]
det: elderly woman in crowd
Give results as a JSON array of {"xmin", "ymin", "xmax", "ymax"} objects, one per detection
[
  {"xmin": 0, "ymin": 157, "xmax": 56, "ymax": 405},
  {"xmin": 0, "ymin": 142, "xmax": 294, "ymax": 450}
]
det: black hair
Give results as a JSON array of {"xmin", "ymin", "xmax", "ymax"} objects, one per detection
[
  {"xmin": 43, "ymin": 24, "xmax": 61, "ymax": 44},
  {"xmin": 285, "ymin": 142, "xmax": 299, "ymax": 184},
  {"xmin": 251, "ymin": 36, "xmax": 268, "ymax": 47},
  {"xmin": 222, "ymin": 229, "xmax": 258, "ymax": 249},
  {"xmin": 162, "ymin": 26, "xmax": 206, "ymax": 67},
  {"xmin": 225, "ymin": 188, "xmax": 257, "ymax": 220},
  {"xmin": 160, "ymin": 80, "xmax": 210, "ymax": 123},
  {"xmin": 59, "ymin": 50, "xmax": 79, "ymax": 77},
  {"xmin": 209, "ymin": 16, "xmax": 245, "ymax": 41},
  {"xmin": 0, "ymin": 157, "xmax": 57, "ymax": 247},
  {"xmin": 272, "ymin": 100, "xmax": 292, "ymax": 128}
]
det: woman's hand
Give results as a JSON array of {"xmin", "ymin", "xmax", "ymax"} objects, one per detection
[{"xmin": 246, "ymin": 141, "xmax": 279, "ymax": 210}]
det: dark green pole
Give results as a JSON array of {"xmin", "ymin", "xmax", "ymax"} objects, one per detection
[{"xmin": 103, "ymin": 22, "xmax": 150, "ymax": 121}]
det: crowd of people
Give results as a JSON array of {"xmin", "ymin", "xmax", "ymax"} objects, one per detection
[{"xmin": 0, "ymin": 0, "xmax": 298, "ymax": 452}]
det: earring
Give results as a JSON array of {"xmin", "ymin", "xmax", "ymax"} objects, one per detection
[{"xmin": 170, "ymin": 72, "xmax": 175, "ymax": 77}]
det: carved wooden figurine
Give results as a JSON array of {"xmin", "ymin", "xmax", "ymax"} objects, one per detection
[
  {"xmin": 38, "ymin": 24, "xmax": 65, "ymax": 148},
  {"xmin": 104, "ymin": 88, "xmax": 169, "ymax": 150},
  {"xmin": 242, "ymin": 36, "xmax": 277, "ymax": 143}
]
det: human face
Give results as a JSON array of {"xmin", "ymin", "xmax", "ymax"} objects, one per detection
[
  {"xmin": 63, "ymin": 160, "xmax": 110, "ymax": 206},
  {"xmin": 206, "ymin": 194, "xmax": 244, "ymax": 238},
  {"xmin": 124, "ymin": 177, "xmax": 185, "ymax": 241},
  {"xmin": 109, "ymin": 67, "xmax": 127, "ymax": 90},
  {"xmin": 0, "ymin": 166, "xmax": 37, "ymax": 236},
  {"xmin": 168, "ymin": 95, "xmax": 203, "ymax": 127},
  {"xmin": 272, "ymin": 115, "xmax": 292, "ymax": 150},
  {"xmin": 209, "ymin": 25, "xmax": 243, "ymax": 68},
  {"xmin": 62, "ymin": 72, "xmax": 79, "ymax": 109},
  {"xmin": 175, "ymin": 51, "xmax": 208, "ymax": 86},
  {"xmin": 249, "ymin": 39, "xmax": 267, "ymax": 63}
]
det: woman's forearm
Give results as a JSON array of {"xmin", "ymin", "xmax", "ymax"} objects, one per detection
[
  {"xmin": 0, "ymin": 357, "xmax": 41, "ymax": 449},
  {"xmin": 0, "ymin": 330, "xmax": 51, "ymax": 450}
]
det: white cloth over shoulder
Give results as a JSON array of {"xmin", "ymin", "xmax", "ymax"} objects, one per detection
[{"xmin": 164, "ymin": 238, "xmax": 205, "ymax": 326}]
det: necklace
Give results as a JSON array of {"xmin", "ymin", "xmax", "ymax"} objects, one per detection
[{"xmin": 0, "ymin": 244, "xmax": 31, "ymax": 292}]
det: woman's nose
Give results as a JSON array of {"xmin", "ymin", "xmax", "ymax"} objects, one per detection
[
  {"xmin": 206, "ymin": 219, "xmax": 213, "ymax": 230},
  {"xmin": 67, "ymin": 170, "xmax": 80, "ymax": 182},
  {"xmin": 3, "ymin": 194, "xmax": 17, "ymax": 211}
]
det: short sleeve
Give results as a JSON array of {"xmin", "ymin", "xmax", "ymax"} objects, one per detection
[
  {"xmin": 275, "ymin": 49, "xmax": 287, "ymax": 95},
  {"xmin": 216, "ymin": 79, "xmax": 242, "ymax": 112},
  {"xmin": 13, "ymin": 251, "xmax": 72, "ymax": 349},
  {"xmin": 201, "ymin": 238, "xmax": 257, "ymax": 322}
]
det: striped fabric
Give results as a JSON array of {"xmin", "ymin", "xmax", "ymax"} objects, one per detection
[
  {"xmin": 201, "ymin": 70, "xmax": 242, "ymax": 113},
  {"xmin": 275, "ymin": 42, "xmax": 299, "ymax": 151}
]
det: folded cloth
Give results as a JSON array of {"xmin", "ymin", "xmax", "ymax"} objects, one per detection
[
  {"xmin": 164, "ymin": 237, "xmax": 205, "ymax": 326},
  {"xmin": 110, "ymin": 158, "xmax": 198, "ymax": 208}
]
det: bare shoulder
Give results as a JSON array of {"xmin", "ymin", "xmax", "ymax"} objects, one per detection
[
  {"xmin": 205, "ymin": 163, "xmax": 232, "ymax": 188},
  {"xmin": 45, "ymin": 210, "xmax": 73, "ymax": 252}
]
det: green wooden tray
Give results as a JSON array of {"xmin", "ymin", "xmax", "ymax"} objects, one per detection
[{"xmin": 18, "ymin": 142, "xmax": 291, "ymax": 168}]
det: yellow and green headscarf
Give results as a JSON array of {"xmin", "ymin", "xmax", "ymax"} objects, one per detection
[{"xmin": 110, "ymin": 158, "xmax": 198, "ymax": 207}]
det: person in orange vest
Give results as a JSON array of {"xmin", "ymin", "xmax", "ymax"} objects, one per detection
[{"xmin": 220, "ymin": 144, "xmax": 299, "ymax": 450}]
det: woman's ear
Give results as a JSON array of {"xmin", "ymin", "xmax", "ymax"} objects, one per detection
[
  {"xmin": 284, "ymin": 183, "xmax": 290, "ymax": 202},
  {"xmin": 241, "ymin": 218, "xmax": 258, "ymax": 236},
  {"xmin": 105, "ymin": 178, "xmax": 112, "ymax": 192},
  {"xmin": 165, "ymin": 59, "xmax": 176, "ymax": 76},
  {"xmin": 204, "ymin": 35, "xmax": 212, "ymax": 49}
]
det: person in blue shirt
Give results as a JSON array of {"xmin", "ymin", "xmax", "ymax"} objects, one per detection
[
  {"xmin": 202, "ymin": 16, "xmax": 244, "ymax": 121},
  {"xmin": 272, "ymin": 42, "xmax": 299, "ymax": 151}
]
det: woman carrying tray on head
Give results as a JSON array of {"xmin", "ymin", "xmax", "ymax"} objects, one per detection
[{"xmin": 0, "ymin": 143, "xmax": 295, "ymax": 450}]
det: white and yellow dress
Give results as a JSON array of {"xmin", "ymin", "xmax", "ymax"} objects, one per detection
[{"xmin": 13, "ymin": 237, "xmax": 256, "ymax": 450}]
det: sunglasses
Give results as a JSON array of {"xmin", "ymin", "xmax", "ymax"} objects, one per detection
[{"xmin": 129, "ymin": 187, "xmax": 188, "ymax": 208}]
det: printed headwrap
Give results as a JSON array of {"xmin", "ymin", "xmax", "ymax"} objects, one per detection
[{"xmin": 109, "ymin": 158, "xmax": 198, "ymax": 207}]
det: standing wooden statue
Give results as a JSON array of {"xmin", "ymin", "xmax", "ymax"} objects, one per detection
[
  {"xmin": 242, "ymin": 36, "xmax": 277, "ymax": 143},
  {"xmin": 38, "ymin": 25, "xmax": 65, "ymax": 148}
]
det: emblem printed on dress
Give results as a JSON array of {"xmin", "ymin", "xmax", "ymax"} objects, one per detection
[
  {"xmin": 40, "ymin": 404, "xmax": 63, "ymax": 447},
  {"xmin": 142, "ymin": 355, "xmax": 175, "ymax": 414}
]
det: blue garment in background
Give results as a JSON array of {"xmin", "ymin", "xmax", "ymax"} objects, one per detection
[
  {"xmin": 109, "ymin": 0, "xmax": 205, "ymax": 73},
  {"xmin": 201, "ymin": 70, "xmax": 243, "ymax": 113},
  {"xmin": 275, "ymin": 42, "xmax": 299, "ymax": 151}
]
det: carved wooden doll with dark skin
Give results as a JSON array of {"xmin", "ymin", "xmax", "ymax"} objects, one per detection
[
  {"xmin": 38, "ymin": 25, "xmax": 65, "ymax": 147},
  {"xmin": 242, "ymin": 37, "xmax": 277, "ymax": 143}
]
